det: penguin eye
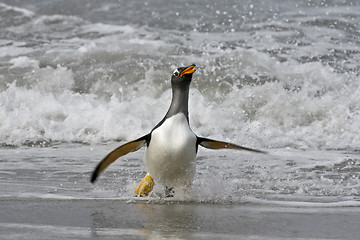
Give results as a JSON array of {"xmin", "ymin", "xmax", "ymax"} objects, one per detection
[{"xmin": 173, "ymin": 69, "xmax": 180, "ymax": 77}]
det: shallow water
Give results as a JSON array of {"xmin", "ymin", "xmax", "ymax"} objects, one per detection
[
  {"xmin": 1, "ymin": 145, "xmax": 360, "ymax": 239},
  {"xmin": 2, "ymin": 198, "xmax": 360, "ymax": 240},
  {"xmin": 1, "ymin": 0, "xmax": 360, "ymax": 239},
  {"xmin": 0, "ymin": 145, "xmax": 359, "ymax": 205}
]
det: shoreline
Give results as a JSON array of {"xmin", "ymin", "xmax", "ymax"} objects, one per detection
[{"xmin": 2, "ymin": 198, "xmax": 360, "ymax": 240}]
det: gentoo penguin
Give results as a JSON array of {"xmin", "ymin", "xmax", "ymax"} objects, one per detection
[{"xmin": 91, "ymin": 64, "xmax": 265, "ymax": 197}]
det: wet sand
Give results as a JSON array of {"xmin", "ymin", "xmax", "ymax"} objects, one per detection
[{"xmin": 1, "ymin": 198, "xmax": 360, "ymax": 240}]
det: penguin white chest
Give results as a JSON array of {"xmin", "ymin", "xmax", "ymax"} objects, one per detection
[{"xmin": 144, "ymin": 113, "xmax": 197, "ymax": 186}]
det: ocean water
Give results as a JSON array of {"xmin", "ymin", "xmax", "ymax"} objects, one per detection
[
  {"xmin": 1, "ymin": 0, "xmax": 360, "ymax": 239},
  {"xmin": 1, "ymin": 0, "xmax": 359, "ymax": 149}
]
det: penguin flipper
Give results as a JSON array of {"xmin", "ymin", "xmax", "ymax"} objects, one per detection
[
  {"xmin": 91, "ymin": 135, "xmax": 149, "ymax": 183},
  {"xmin": 197, "ymin": 137, "xmax": 266, "ymax": 154}
]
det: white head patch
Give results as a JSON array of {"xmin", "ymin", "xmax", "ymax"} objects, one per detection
[{"xmin": 173, "ymin": 69, "xmax": 180, "ymax": 77}]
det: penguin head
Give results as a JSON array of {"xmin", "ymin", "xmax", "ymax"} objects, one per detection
[{"xmin": 171, "ymin": 64, "xmax": 196, "ymax": 86}]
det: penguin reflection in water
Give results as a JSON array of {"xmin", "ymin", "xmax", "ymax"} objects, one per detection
[{"xmin": 91, "ymin": 64, "xmax": 265, "ymax": 197}]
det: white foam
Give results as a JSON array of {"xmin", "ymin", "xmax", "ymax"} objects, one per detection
[
  {"xmin": 1, "ymin": 54, "xmax": 360, "ymax": 150},
  {"xmin": 0, "ymin": 3, "xmax": 35, "ymax": 18},
  {"xmin": 81, "ymin": 23, "xmax": 136, "ymax": 35},
  {"xmin": 0, "ymin": 68, "xmax": 167, "ymax": 145},
  {"xmin": 0, "ymin": 42, "xmax": 34, "ymax": 57},
  {"xmin": 242, "ymin": 197, "xmax": 360, "ymax": 208},
  {"xmin": 9, "ymin": 56, "xmax": 39, "ymax": 69}
]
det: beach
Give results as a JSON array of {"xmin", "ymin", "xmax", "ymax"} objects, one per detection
[{"xmin": 2, "ymin": 197, "xmax": 360, "ymax": 239}]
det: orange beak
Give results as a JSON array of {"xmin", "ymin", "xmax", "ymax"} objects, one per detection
[{"xmin": 180, "ymin": 65, "xmax": 196, "ymax": 77}]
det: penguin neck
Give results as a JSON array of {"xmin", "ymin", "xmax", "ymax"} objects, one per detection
[{"xmin": 165, "ymin": 84, "xmax": 190, "ymax": 121}]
